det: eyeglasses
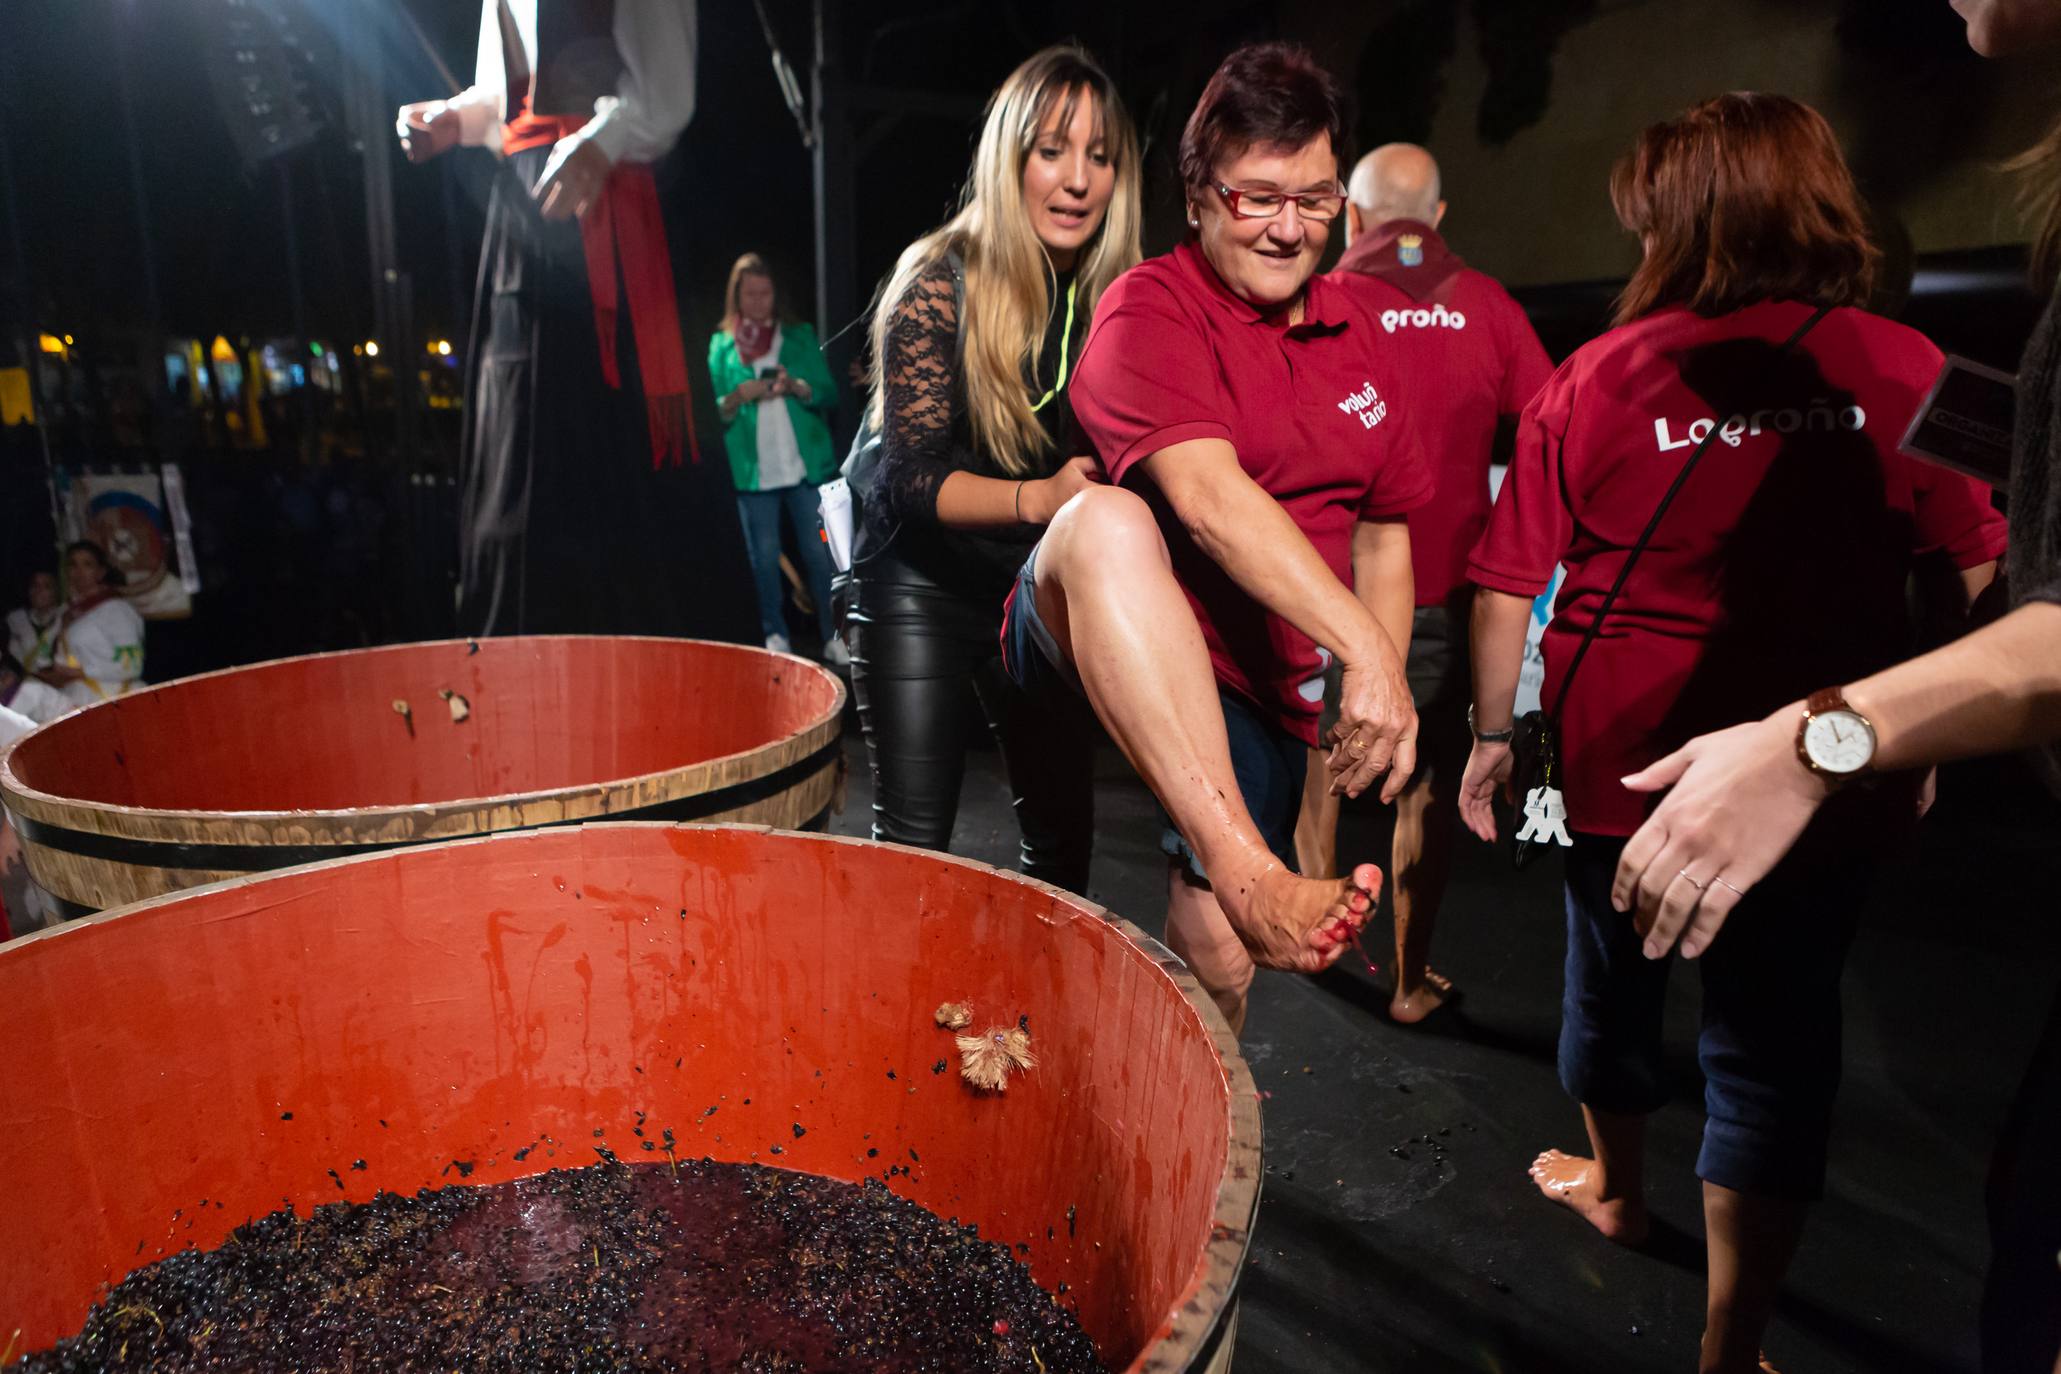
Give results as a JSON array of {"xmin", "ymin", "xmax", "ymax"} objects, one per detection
[{"xmin": 1213, "ymin": 182, "xmax": 1346, "ymax": 223}]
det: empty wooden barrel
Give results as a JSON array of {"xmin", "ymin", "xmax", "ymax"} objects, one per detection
[
  {"xmin": 0, "ymin": 636, "xmax": 844, "ymax": 914},
  {"xmin": 0, "ymin": 823, "xmax": 1259, "ymax": 1371}
]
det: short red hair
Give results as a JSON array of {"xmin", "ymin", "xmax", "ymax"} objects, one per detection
[
  {"xmin": 1179, "ymin": 43, "xmax": 1348, "ymax": 193},
  {"xmin": 1611, "ymin": 92, "xmax": 1879, "ymax": 326}
]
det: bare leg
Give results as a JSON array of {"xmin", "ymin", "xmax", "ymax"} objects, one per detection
[
  {"xmin": 1389, "ymin": 763, "xmax": 1458, "ymax": 1023},
  {"xmin": 1292, "ymin": 746, "xmax": 1339, "ymax": 880},
  {"xmin": 1033, "ymin": 488, "xmax": 1378, "ymax": 969},
  {"xmin": 1700, "ymin": 1182, "xmax": 1806, "ymax": 1374},
  {"xmin": 1529, "ymin": 1104, "xmax": 1652, "ymax": 1245},
  {"xmin": 1164, "ymin": 866, "xmax": 1255, "ymax": 1037}
]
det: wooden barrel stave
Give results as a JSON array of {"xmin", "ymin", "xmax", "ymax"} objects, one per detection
[{"xmin": 1, "ymin": 638, "xmax": 844, "ymax": 912}]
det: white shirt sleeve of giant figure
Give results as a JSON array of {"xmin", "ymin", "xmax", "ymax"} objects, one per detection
[{"xmin": 562, "ymin": 0, "xmax": 698, "ymax": 167}]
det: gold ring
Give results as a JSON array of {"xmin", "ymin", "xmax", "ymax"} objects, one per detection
[
  {"xmin": 1712, "ymin": 876, "xmax": 1744, "ymax": 897},
  {"xmin": 1677, "ymin": 868, "xmax": 1707, "ymax": 892},
  {"xmin": 1346, "ymin": 735, "xmax": 1367, "ymax": 757}
]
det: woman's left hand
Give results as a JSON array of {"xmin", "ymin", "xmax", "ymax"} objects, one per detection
[
  {"xmin": 1611, "ymin": 709, "xmax": 1830, "ymax": 961},
  {"xmin": 783, "ymin": 377, "xmax": 811, "ymax": 403},
  {"xmin": 1457, "ymin": 739, "xmax": 1513, "ymax": 843},
  {"xmin": 36, "ymin": 664, "xmax": 81, "ymax": 687}
]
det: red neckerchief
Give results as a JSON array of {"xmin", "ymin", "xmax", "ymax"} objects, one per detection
[
  {"xmin": 63, "ymin": 589, "xmax": 117, "ymax": 625},
  {"xmin": 735, "ymin": 318, "xmax": 776, "ymax": 365},
  {"xmin": 1336, "ymin": 219, "xmax": 1466, "ymax": 302},
  {"xmin": 581, "ymin": 162, "xmax": 698, "ymax": 468}
]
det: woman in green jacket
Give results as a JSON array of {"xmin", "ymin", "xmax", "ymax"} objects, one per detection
[{"xmin": 710, "ymin": 253, "xmax": 842, "ymax": 660}]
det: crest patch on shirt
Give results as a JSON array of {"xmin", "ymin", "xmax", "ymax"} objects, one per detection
[{"xmin": 1397, "ymin": 234, "xmax": 1424, "ymax": 267}]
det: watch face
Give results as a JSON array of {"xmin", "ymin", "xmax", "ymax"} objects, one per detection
[{"xmin": 1803, "ymin": 709, "xmax": 1876, "ymax": 774}]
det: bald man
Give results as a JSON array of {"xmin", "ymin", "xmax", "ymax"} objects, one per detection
[{"xmin": 1297, "ymin": 143, "xmax": 1553, "ymax": 1023}]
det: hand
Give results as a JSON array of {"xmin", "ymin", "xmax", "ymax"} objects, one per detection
[
  {"xmin": 1458, "ymin": 738, "xmax": 1514, "ymax": 842},
  {"xmin": 1917, "ymin": 767, "xmax": 1938, "ymax": 819},
  {"xmin": 1328, "ymin": 647, "xmax": 1417, "ymax": 804},
  {"xmin": 735, "ymin": 379, "xmax": 772, "ymax": 404},
  {"xmin": 1021, "ymin": 456, "xmax": 1105, "ymax": 524},
  {"xmin": 534, "ymin": 140, "xmax": 610, "ymax": 220},
  {"xmin": 35, "ymin": 664, "xmax": 82, "ymax": 687},
  {"xmin": 1611, "ymin": 708, "xmax": 1830, "ymax": 961},
  {"xmin": 396, "ymin": 100, "xmax": 461, "ymax": 163},
  {"xmin": 784, "ymin": 376, "xmax": 812, "ymax": 403}
]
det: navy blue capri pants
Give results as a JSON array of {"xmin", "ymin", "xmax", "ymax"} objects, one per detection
[{"xmin": 1561, "ymin": 832, "xmax": 1869, "ymax": 1200}]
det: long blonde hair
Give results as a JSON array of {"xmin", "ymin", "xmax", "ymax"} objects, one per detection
[
  {"xmin": 868, "ymin": 46, "xmax": 1142, "ymax": 476},
  {"xmin": 2009, "ymin": 115, "xmax": 2061, "ymax": 292}
]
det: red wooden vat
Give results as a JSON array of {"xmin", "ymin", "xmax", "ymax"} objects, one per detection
[
  {"xmin": 0, "ymin": 824, "xmax": 1259, "ymax": 1371},
  {"xmin": 0, "ymin": 637, "xmax": 844, "ymax": 912}
]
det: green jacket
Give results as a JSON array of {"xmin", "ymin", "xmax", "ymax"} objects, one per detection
[{"xmin": 708, "ymin": 321, "xmax": 841, "ymax": 491}]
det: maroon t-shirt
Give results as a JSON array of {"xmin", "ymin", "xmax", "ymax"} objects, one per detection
[
  {"xmin": 1330, "ymin": 222, "xmax": 1554, "ymax": 607},
  {"xmin": 1070, "ymin": 240, "xmax": 1434, "ymax": 746},
  {"xmin": 1470, "ymin": 300, "xmax": 2008, "ymax": 835}
]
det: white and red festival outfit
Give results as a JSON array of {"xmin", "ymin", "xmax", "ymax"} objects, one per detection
[
  {"xmin": 442, "ymin": 0, "xmax": 755, "ymax": 638},
  {"xmin": 51, "ymin": 591, "xmax": 145, "ymax": 709},
  {"xmin": 2, "ymin": 675, "xmax": 71, "ymax": 726},
  {"xmin": 6, "ymin": 604, "xmax": 57, "ymax": 674}
]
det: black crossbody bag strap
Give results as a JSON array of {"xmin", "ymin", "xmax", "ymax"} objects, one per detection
[{"xmin": 1543, "ymin": 303, "xmax": 1832, "ymax": 723}]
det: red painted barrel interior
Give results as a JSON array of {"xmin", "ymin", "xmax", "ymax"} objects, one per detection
[
  {"xmin": 0, "ymin": 825, "xmax": 1248, "ymax": 1371},
  {"xmin": 4, "ymin": 637, "xmax": 840, "ymax": 812}
]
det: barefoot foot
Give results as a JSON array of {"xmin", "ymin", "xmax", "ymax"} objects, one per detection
[
  {"xmin": 1390, "ymin": 966, "xmax": 1458, "ymax": 1023},
  {"xmin": 1527, "ymin": 1149, "xmax": 1649, "ymax": 1246},
  {"xmin": 1223, "ymin": 862, "xmax": 1383, "ymax": 972}
]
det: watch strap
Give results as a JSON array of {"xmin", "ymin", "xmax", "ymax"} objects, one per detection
[{"xmin": 1805, "ymin": 686, "xmax": 1851, "ymax": 717}]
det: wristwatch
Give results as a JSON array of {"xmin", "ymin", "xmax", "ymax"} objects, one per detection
[
  {"xmin": 1468, "ymin": 704, "xmax": 1515, "ymax": 744},
  {"xmin": 1795, "ymin": 687, "xmax": 1877, "ymax": 782}
]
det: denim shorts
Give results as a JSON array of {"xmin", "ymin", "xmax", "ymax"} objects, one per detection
[{"xmin": 1001, "ymin": 547, "xmax": 1306, "ymax": 883}]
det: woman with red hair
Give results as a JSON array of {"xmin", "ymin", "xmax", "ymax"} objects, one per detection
[
  {"xmin": 1459, "ymin": 93, "xmax": 2007, "ymax": 1372},
  {"xmin": 1000, "ymin": 43, "xmax": 1431, "ymax": 1033}
]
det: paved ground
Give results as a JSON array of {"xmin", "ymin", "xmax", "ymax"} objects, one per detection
[{"xmin": 828, "ymin": 714, "xmax": 2061, "ymax": 1374}]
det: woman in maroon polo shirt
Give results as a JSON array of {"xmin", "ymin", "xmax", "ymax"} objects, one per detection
[
  {"xmin": 1458, "ymin": 94, "xmax": 2006, "ymax": 1374},
  {"xmin": 999, "ymin": 43, "xmax": 1430, "ymax": 1033}
]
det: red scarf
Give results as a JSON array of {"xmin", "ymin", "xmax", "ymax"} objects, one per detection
[
  {"xmin": 506, "ymin": 103, "xmax": 699, "ymax": 470},
  {"xmin": 62, "ymin": 588, "xmax": 118, "ymax": 627},
  {"xmin": 734, "ymin": 317, "xmax": 776, "ymax": 364},
  {"xmin": 580, "ymin": 164, "xmax": 698, "ymax": 469}
]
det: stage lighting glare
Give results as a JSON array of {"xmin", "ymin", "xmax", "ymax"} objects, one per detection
[
  {"xmin": 63, "ymin": 334, "xmax": 74, "ymax": 346},
  {"xmin": 364, "ymin": 341, "xmax": 380, "ymax": 358},
  {"xmin": 37, "ymin": 334, "xmax": 64, "ymax": 354},
  {"xmin": 436, "ymin": 339, "xmax": 452, "ymax": 356}
]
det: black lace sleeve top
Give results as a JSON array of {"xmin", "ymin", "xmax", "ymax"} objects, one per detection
[{"xmin": 867, "ymin": 253, "xmax": 1083, "ymax": 596}]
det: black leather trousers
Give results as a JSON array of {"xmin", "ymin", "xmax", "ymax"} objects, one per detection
[{"xmin": 846, "ymin": 558, "xmax": 1096, "ymax": 894}]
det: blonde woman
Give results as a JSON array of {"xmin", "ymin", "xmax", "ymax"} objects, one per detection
[
  {"xmin": 847, "ymin": 45, "xmax": 1140, "ymax": 892},
  {"xmin": 709, "ymin": 253, "xmax": 842, "ymax": 659}
]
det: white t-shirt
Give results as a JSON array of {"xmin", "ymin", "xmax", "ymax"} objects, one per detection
[
  {"xmin": 752, "ymin": 327, "xmax": 807, "ymax": 492},
  {"xmin": 5, "ymin": 607, "xmax": 57, "ymax": 672},
  {"xmin": 55, "ymin": 596, "xmax": 146, "ymax": 708},
  {"xmin": 4, "ymin": 678, "xmax": 71, "ymax": 725}
]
